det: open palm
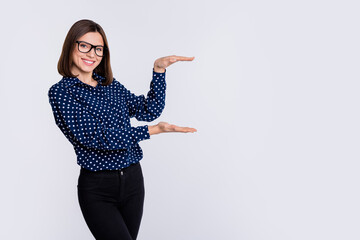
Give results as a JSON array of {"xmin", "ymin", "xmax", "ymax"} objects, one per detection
[
  {"xmin": 154, "ymin": 55, "xmax": 195, "ymax": 72},
  {"xmin": 158, "ymin": 121, "xmax": 197, "ymax": 133}
]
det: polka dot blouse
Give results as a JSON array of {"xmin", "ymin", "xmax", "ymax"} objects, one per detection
[{"xmin": 48, "ymin": 68, "xmax": 166, "ymax": 171}]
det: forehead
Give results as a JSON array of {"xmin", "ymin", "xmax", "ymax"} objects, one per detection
[{"xmin": 78, "ymin": 32, "xmax": 104, "ymax": 46}]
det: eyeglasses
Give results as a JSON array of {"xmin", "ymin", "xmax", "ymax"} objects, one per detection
[{"xmin": 75, "ymin": 40, "xmax": 106, "ymax": 57}]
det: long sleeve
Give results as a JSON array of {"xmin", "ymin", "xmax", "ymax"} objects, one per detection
[
  {"xmin": 48, "ymin": 85, "xmax": 150, "ymax": 151},
  {"xmin": 118, "ymin": 68, "xmax": 166, "ymax": 122}
]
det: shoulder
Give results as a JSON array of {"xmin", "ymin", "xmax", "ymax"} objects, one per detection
[
  {"xmin": 48, "ymin": 82, "xmax": 63, "ymax": 97},
  {"xmin": 48, "ymin": 78, "xmax": 71, "ymax": 102},
  {"xmin": 110, "ymin": 77, "xmax": 120, "ymax": 86},
  {"xmin": 109, "ymin": 78, "xmax": 127, "ymax": 91}
]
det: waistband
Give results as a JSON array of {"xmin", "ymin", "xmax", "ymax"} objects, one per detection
[{"xmin": 80, "ymin": 162, "xmax": 140, "ymax": 175}]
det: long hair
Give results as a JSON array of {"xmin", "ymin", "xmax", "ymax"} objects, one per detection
[{"xmin": 57, "ymin": 19, "xmax": 113, "ymax": 86}]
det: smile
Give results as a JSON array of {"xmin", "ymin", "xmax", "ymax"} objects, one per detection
[{"xmin": 82, "ymin": 59, "xmax": 95, "ymax": 66}]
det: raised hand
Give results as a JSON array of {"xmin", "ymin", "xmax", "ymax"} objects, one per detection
[
  {"xmin": 148, "ymin": 122, "xmax": 197, "ymax": 136},
  {"xmin": 154, "ymin": 55, "xmax": 195, "ymax": 73}
]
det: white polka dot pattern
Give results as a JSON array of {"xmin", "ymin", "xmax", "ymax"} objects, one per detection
[{"xmin": 48, "ymin": 68, "xmax": 166, "ymax": 171}]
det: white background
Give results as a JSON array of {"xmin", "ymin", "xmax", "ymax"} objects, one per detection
[{"xmin": 1, "ymin": 0, "xmax": 359, "ymax": 239}]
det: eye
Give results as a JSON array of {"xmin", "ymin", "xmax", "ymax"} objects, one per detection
[
  {"xmin": 80, "ymin": 43, "xmax": 88, "ymax": 48},
  {"xmin": 96, "ymin": 47, "xmax": 103, "ymax": 52}
]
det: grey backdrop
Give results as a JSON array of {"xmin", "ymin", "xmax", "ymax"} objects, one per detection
[{"xmin": 1, "ymin": 0, "xmax": 359, "ymax": 239}]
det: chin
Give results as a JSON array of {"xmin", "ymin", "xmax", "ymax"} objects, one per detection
[{"xmin": 81, "ymin": 67, "xmax": 95, "ymax": 73}]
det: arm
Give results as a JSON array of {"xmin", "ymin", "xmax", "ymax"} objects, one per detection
[
  {"xmin": 119, "ymin": 68, "xmax": 166, "ymax": 122},
  {"xmin": 48, "ymin": 85, "xmax": 150, "ymax": 151}
]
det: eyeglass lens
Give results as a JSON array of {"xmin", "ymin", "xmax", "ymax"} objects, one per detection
[{"xmin": 78, "ymin": 42, "xmax": 104, "ymax": 57}]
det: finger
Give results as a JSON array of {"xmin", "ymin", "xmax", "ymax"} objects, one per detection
[
  {"xmin": 184, "ymin": 127, "xmax": 197, "ymax": 132},
  {"xmin": 170, "ymin": 56, "xmax": 195, "ymax": 62},
  {"xmin": 174, "ymin": 126, "xmax": 197, "ymax": 133}
]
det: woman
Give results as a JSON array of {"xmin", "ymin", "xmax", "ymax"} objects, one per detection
[{"xmin": 48, "ymin": 19, "xmax": 196, "ymax": 240}]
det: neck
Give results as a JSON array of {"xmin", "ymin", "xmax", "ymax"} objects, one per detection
[{"xmin": 71, "ymin": 67, "xmax": 94, "ymax": 84}]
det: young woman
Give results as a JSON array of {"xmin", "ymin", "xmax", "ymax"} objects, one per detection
[{"xmin": 48, "ymin": 19, "xmax": 196, "ymax": 240}]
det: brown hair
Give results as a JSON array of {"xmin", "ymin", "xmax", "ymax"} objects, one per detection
[{"xmin": 57, "ymin": 19, "xmax": 113, "ymax": 86}]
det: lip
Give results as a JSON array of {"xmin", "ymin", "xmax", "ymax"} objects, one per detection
[{"xmin": 82, "ymin": 58, "xmax": 95, "ymax": 66}]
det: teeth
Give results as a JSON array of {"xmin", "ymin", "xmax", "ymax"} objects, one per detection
[{"xmin": 83, "ymin": 60, "xmax": 94, "ymax": 64}]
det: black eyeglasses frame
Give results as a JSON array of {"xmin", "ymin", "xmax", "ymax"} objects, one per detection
[{"xmin": 75, "ymin": 40, "xmax": 107, "ymax": 57}]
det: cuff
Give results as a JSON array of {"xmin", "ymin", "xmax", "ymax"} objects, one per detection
[
  {"xmin": 152, "ymin": 68, "xmax": 166, "ymax": 87},
  {"xmin": 153, "ymin": 68, "xmax": 166, "ymax": 81},
  {"xmin": 132, "ymin": 125, "xmax": 151, "ymax": 143}
]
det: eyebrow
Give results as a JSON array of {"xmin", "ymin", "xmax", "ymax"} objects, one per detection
[{"xmin": 79, "ymin": 40, "xmax": 104, "ymax": 47}]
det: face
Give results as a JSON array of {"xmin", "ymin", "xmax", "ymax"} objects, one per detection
[{"xmin": 71, "ymin": 31, "xmax": 104, "ymax": 76}]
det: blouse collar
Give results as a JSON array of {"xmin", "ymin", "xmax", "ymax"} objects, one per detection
[{"xmin": 62, "ymin": 72, "xmax": 105, "ymax": 88}]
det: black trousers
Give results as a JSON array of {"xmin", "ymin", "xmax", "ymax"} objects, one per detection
[{"xmin": 77, "ymin": 162, "xmax": 145, "ymax": 240}]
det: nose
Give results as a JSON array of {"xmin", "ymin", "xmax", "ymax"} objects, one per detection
[{"xmin": 87, "ymin": 47, "xmax": 96, "ymax": 58}]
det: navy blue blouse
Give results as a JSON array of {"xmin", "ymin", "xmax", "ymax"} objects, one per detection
[{"xmin": 48, "ymin": 69, "xmax": 166, "ymax": 171}]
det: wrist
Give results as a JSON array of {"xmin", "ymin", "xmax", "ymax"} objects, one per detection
[
  {"xmin": 153, "ymin": 66, "xmax": 165, "ymax": 73},
  {"xmin": 148, "ymin": 125, "xmax": 161, "ymax": 135}
]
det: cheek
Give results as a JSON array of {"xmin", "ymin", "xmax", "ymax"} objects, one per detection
[
  {"xmin": 72, "ymin": 52, "xmax": 82, "ymax": 65},
  {"xmin": 95, "ymin": 58, "xmax": 103, "ymax": 67}
]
